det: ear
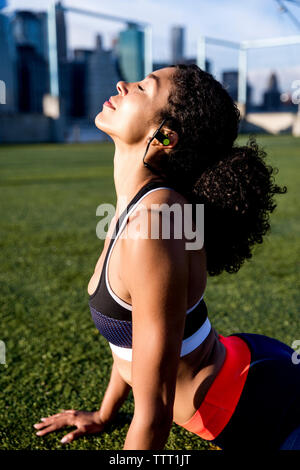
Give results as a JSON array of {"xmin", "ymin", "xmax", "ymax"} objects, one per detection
[
  {"xmin": 163, "ymin": 131, "xmax": 178, "ymax": 149},
  {"xmin": 151, "ymin": 130, "xmax": 179, "ymax": 149}
]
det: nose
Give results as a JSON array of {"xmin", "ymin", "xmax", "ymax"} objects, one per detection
[{"xmin": 116, "ymin": 81, "xmax": 128, "ymax": 95}]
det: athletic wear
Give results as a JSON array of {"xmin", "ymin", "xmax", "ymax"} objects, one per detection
[
  {"xmin": 176, "ymin": 332, "xmax": 300, "ymax": 451},
  {"xmin": 173, "ymin": 334, "xmax": 251, "ymax": 440},
  {"xmin": 89, "ymin": 180, "xmax": 211, "ymax": 361},
  {"xmin": 279, "ymin": 425, "xmax": 300, "ymax": 450},
  {"xmin": 88, "ymin": 181, "xmax": 300, "ymax": 450}
]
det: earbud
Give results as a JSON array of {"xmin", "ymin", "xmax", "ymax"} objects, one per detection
[
  {"xmin": 142, "ymin": 119, "xmax": 170, "ymax": 176},
  {"xmin": 151, "ymin": 127, "xmax": 170, "ymax": 146},
  {"xmin": 155, "ymin": 131, "xmax": 170, "ymax": 146}
]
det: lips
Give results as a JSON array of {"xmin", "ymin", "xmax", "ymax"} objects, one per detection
[
  {"xmin": 103, "ymin": 101, "xmax": 115, "ymax": 109},
  {"xmin": 104, "ymin": 97, "xmax": 116, "ymax": 110}
]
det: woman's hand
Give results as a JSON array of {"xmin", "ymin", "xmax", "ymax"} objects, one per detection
[{"xmin": 33, "ymin": 409, "xmax": 106, "ymax": 444}]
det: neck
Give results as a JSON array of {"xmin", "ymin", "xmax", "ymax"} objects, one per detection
[{"xmin": 112, "ymin": 142, "xmax": 167, "ymax": 218}]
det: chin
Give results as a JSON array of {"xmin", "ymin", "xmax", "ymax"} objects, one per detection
[
  {"xmin": 94, "ymin": 113, "xmax": 103, "ymax": 130},
  {"xmin": 94, "ymin": 113, "xmax": 114, "ymax": 141}
]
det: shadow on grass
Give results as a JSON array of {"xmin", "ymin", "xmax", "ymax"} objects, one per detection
[{"xmin": 102, "ymin": 411, "xmax": 132, "ymax": 434}]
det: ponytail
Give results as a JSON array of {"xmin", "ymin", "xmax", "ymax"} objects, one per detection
[{"xmin": 191, "ymin": 136, "xmax": 287, "ymax": 276}]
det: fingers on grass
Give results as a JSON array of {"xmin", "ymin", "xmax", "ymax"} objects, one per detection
[
  {"xmin": 47, "ymin": 412, "xmax": 65, "ymax": 418},
  {"xmin": 36, "ymin": 424, "xmax": 58, "ymax": 436},
  {"xmin": 34, "ymin": 422, "xmax": 46, "ymax": 429},
  {"xmin": 61, "ymin": 429, "xmax": 84, "ymax": 444},
  {"xmin": 34, "ymin": 416, "xmax": 57, "ymax": 428},
  {"xmin": 34, "ymin": 414, "xmax": 59, "ymax": 426}
]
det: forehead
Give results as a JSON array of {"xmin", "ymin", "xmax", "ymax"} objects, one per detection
[
  {"xmin": 145, "ymin": 67, "xmax": 174, "ymax": 83},
  {"xmin": 144, "ymin": 68, "xmax": 175, "ymax": 105}
]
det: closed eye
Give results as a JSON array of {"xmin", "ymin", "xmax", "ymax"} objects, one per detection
[{"xmin": 138, "ymin": 84, "xmax": 145, "ymax": 91}]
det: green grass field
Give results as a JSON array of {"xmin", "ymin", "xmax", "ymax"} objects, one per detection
[{"xmin": 0, "ymin": 135, "xmax": 299, "ymax": 450}]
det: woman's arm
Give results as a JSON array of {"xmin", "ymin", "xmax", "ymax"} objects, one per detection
[
  {"xmin": 122, "ymin": 208, "xmax": 189, "ymax": 449},
  {"xmin": 33, "ymin": 360, "xmax": 131, "ymax": 443},
  {"xmin": 97, "ymin": 360, "xmax": 131, "ymax": 426}
]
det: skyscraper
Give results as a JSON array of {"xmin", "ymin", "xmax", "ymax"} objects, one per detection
[
  {"xmin": 70, "ymin": 49, "xmax": 93, "ymax": 118},
  {"xmin": 55, "ymin": 1, "xmax": 67, "ymax": 62},
  {"xmin": 171, "ymin": 26, "xmax": 185, "ymax": 64},
  {"xmin": 117, "ymin": 24, "xmax": 144, "ymax": 82},
  {"xmin": 11, "ymin": 10, "xmax": 49, "ymax": 113},
  {"xmin": 222, "ymin": 70, "xmax": 252, "ymax": 108},
  {"xmin": 184, "ymin": 57, "xmax": 211, "ymax": 73},
  {"xmin": 222, "ymin": 70, "xmax": 239, "ymax": 101},
  {"xmin": 86, "ymin": 34, "xmax": 122, "ymax": 124},
  {"xmin": 0, "ymin": 12, "xmax": 17, "ymax": 113},
  {"xmin": 16, "ymin": 44, "xmax": 49, "ymax": 113},
  {"xmin": 12, "ymin": 10, "xmax": 48, "ymax": 62},
  {"xmin": 262, "ymin": 72, "xmax": 281, "ymax": 111}
]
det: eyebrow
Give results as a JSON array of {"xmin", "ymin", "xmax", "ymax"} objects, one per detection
[{"xmin": 147, "ymin": 73, "xmax": 160, "ymax": 88}]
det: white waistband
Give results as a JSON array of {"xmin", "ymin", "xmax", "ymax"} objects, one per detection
[{"xmin": 109, "ymin": 317, "xmax": 211, "ymax": 362}]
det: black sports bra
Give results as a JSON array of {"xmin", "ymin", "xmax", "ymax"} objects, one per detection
[{"xmin": 88, "ymin": 180, "xmax": 211, "ymax": 361}]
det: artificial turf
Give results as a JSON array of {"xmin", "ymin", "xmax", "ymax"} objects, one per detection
[{"xmin": 0, "ymin": 135, "xmax": 299, "ymax": 450}]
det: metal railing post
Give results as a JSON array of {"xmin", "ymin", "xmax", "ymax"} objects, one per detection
[
  {"xmin": 144, "ymin": 24, "xmax": 153, "ymax": 76},
  {"xmin": 197, "ymin": 36, "xmax": 206, "ymax": 70},
  {"xmin": 238, "ymin": 45, "xmax": 247, "ymax": 107},
  {"xmin": 47, "ymin": 2, "xmax": 59, "ymax": 98}
]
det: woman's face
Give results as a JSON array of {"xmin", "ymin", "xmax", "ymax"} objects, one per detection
[{"xmin": 95, "ymin": 67, "xmax": 174, "ymax": 145}]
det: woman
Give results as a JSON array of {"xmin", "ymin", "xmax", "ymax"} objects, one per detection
[{"xmin": 33, "ymin": 64, "xmax": 300, "ymax": 450}]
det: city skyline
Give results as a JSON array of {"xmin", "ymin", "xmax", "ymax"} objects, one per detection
[
  {"xmin": 3, "ymin": 0, "xmax": 300, "ymax": 104},
  {"xmin": 1, "ymin": 7, "xmax": 295, "ymax": 113},
  {"xmin": 0, "ymin": 3, "xmax": 298, "ymax": 143}
]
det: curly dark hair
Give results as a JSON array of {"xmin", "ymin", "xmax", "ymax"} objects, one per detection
[{"xmin": 150, "ymin": 63, "xmax": 287, "ymax": 276}]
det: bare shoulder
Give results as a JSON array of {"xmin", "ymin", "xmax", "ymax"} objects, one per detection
[
  {"xmin": 140, "ymin": 186, "xmax": 188, "ymax": 208},
  {"xmin": 127, "ymin": 187, "xmax": 189, "ymax": 226},
  {"xmin": 120, "ymin": 187, "xmax": 193, "ymax": 265},
  {"xmin": 122, "ymin": 187, "xmax": 190, "ymax": 296},
  {"xmin": 126, "ymin": 187, "xmax": 201, "ymax": 249}
]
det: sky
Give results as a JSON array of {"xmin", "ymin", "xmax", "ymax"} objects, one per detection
[{"xmin": 3, "ymin": 0, "xmax": 300, "ymax": 104}]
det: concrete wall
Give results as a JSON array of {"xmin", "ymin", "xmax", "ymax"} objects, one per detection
[
  {"xmin": 0, "ymin": 113, "xmax": 65, "ymax": 143},
  {"xmin": 240, "ymin": 111, "xmax": 300, "ymax": 136},
  {"xmin": 1, "ymin": 111, "xmax": 299, "ymax": 143}
]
